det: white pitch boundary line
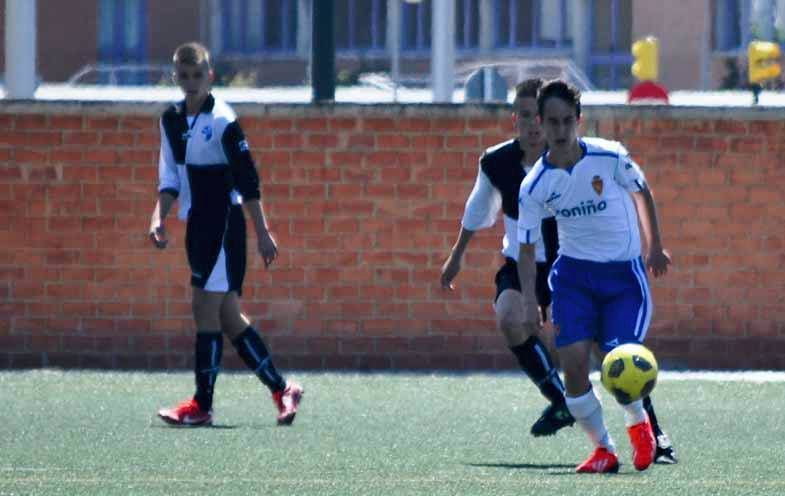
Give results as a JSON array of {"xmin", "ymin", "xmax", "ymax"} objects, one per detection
[{"xmin": 588, "ymin": 370, "xmax": 785, "ymax": 383}]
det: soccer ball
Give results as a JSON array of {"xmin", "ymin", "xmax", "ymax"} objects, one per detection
[{"xmin": 600, "ymin": 343, "xmax": 658, "ymax": 404}]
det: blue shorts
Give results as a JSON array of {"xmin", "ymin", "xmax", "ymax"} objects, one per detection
[{"xmin": 548, "ymin": 255, "xmax": 652, "ymax": 352}]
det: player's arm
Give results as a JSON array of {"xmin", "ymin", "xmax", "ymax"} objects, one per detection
[
  {"xmin": 614, "ymin": 144, "xmax": 670, "ymax": 277},
  {"xmin": 516, "ymin": 182, "xmax": 548, "ymax": 330},
  {"xmin": 150, "ymin": 119, "xmax": 179, "ymax": 249},
  {"xmin": 441, "ymin": 159, "xmax": 501, "ymax": 290},
  {"xmin": 516, "ymin": 242, "xmax": 540, "ymax": 329},
  {"xmin": 631, "ymin": 186, "xmax": 670, "ymax": 277},
  {"xmin": 221, "ymin": 120, "xmax": 278, "ymax": 268}
]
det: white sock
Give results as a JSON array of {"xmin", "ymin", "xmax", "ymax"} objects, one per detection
[
  {"xmin": 621, "ymin": 399, "xmax": 647, "ymax": 426},
  {"xmin": 566, "ymin": 388, "xmax": 616, "ymax": 454}
]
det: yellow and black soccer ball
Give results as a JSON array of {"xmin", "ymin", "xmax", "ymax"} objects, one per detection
[{"xmin": 600, "ymin": 343, "xmax": 658, "ymax": 404}]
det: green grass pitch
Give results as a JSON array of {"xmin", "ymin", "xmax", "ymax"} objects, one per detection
[{"xmin": 2, "ymin": 370, "xmax": 784, "ymax": 496}]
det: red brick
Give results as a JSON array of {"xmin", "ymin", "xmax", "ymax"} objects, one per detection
[
  {"xmin": 63, "ymin": 131, "xmax": 101, "ymax": 146},
  {"xmin": 411, "ymin": 134, "xmax": 445, "ymax": 149},
  {"xmin": 328, "ymin": 118, "xmax": 358, "ymax": 131},
  {"xmin": 363, "ymin": 118, "xmax": 396, "ymax": 132},
  {"xmin": 729, "ymin": 137, "xmax": 765, "ymax": 153},
  {"xmin": 714, "ymin": 120, "xmax": 748, "ymax": 134},
  {"xmin": 0, "ymin": 165, "xmax": 23, "ymax": 181},
  {"xmin": 446, "ymin": 135, "xmax": 480, "ymax": 149},
  {"xmin": 306, "ymin": 133, "xmax": 339, "ymax": 148},
  {"xmin": 273, "ymin": 133, "xmax": 303, "ymax": 148},
  {"xmin": 296, "ymin": 118, "xmax": 328, "ymax": 131},
  {"xmin": 86, "ymin": 116, "xmax": 120, "ymax": 130},
  {"xmin": 346, "ymin": 134, "xmax": 375, "ymax": 149},
  {"xmin": 50, "ymin": 115, "xmax": 85, "ymax": 130},
  {"xmin": 376, "ymin": 134, "xmax": 411, "ymax": 149}
]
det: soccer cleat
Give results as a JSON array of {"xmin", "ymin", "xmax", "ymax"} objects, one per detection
[
  {"xmin": 157, "ymin": 397, "xmax": 213, "ymax": 427},
  {"xmin": 530, "ymin": 402, "xmax": 575, "ymax": 437},
  {"xmin": 654, "ymin": 433, "xmax": 678, "ymax": 464},
  {"xmin": 575, "ymin": 447, "xmax": 620, "ymax": 474},
  {"xmin": 627, "ymin": 417, "xmax": 656, "ymax": 471},
  {"xmin": 272, "ymin": 381, "xmax": 303, "ymax": 426}
]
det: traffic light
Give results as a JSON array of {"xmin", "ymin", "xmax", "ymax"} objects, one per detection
[
  {"xmin": 631, "ymin": 36, "xmax": 659, "ymax": 82},
  {"xmin": 748, "ymin": 41, "xmax": 781, "ymax": 84}
]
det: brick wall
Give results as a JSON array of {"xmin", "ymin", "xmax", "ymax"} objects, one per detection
[{"xmin": 1, "ymin": 102, "xmax": 783, "ymax": 370}]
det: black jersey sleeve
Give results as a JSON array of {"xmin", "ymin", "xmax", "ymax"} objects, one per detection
[
  {"xmin": 221, "ymin": 120, "xmax": 261, "ymax": 201},
  {"xmin": 541, "ymin": 216, "xmax": 559, "ymax": 265}
]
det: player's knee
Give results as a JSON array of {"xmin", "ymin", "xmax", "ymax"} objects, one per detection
[
  {"xmin": 562, "ymin": 361, "xmax": 591, "ymax": 396},
  {"xmin": 221, "ymin": 314, "xmax": 250, "ymax": 340},
  {"xmin": 497, "ymin": 312, "xmax": 530, "ymax": 346},
  {"xmin": 192, "ymin": 295, "xmax": 222, "ymax": 330}
]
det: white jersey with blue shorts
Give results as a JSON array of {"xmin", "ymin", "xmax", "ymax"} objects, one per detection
[{"xmin": 516, "ymin": 138, "xmax": 652, "ymax": 351}]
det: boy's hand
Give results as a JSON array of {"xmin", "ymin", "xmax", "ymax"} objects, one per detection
[
  {"xmin": 645, "ymin": 245, "xmax": 671, "ymax": 278},
  {"xmin": 149, "ymin": 221, "xmax": 168, "ymax": 249},
  {"xmin": 440, "ymin": 253, "xmax": 461, "ymax": 290},
  {"xmin": 258, "ymin": 230, "xmax": 278, "ymax": 268}
]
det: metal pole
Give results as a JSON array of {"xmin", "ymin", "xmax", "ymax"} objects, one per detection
[
  {"xmin": 431, "ymin": 0, "xmax": 455, "ymax": 102},
  {"xmin": 312, "ymin": 0, "xmax": 335, "ymax": 102},
  {"xmin": 389, "ymin": 0, "xmax": 401, "ymax": 102},
  {"xmin": 5, "ymin": 0, "xmax": 37, "ymax": 99}
]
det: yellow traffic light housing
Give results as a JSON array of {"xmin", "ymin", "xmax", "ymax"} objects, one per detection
[
  {"xmin": 748, "ymin": 41, "xmax": 781, "ymax": 84},
  {"xmin": 631, "ymin": 36, "xmax": 659, "ymax": 82}
]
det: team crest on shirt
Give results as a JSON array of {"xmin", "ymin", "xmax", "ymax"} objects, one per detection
[
  {"xmin": 201, "ymin": 125, "xmax": 213, "ymax": 141},
  {"xmin": 591, "ymin": 175, "xmax": 603, "ymax": 195}
]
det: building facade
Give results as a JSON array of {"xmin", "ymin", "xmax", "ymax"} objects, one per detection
[{"xmin": 1, "ymin": 0, "xmax": 784, "ymax": 90}]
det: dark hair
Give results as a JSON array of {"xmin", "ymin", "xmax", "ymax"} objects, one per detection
[
  {"xmin": 537, "ymin": 79, "xmax": 581, "ymax": 118},
  {"xmin": 173, "ymin": 42, "xmax": 211, "ymax": 69},
  {"xmin": 514, "ymin": 78, "xmax": 544, "ymax": 100}
]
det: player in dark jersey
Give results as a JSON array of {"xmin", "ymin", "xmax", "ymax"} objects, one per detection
[
  {"xmin": 441, "ymin": 79, "xmax": 574, "ymax": 436},
  {"xmin": 149, "ymin": 42, "xmax": 302, "ymax": 426}
]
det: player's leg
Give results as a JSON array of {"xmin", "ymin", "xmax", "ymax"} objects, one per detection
[
  {"xmin": 597, "ymin": 258, "xmax": 657, "ymax": 470},
  {"xmin": 158, "ymin": 288, "xmax": 225, "ymax": 426},
  {"xmin": 644, "ymin": 395, "xmax": 678, "ymax": 463},
  {"xmin": 496, "ymin": 289, "xmax": 573, "ymax": 436},
  {"xmin": 550, "ymin": 257, "xmax": 618, "ymax": 473},
  {"xmin": 494, "ymin": 260, "xmax": 573, "ymax": 436},
  {"xmin": 220, "ymin": 292, "xmax": 303, "ymax": 425},
  {"xmin": 222, "ymin": 204, "xmax": 302, "ymax": 425},
  {"xmin": 560, "ymin": 341, "xmax": 619, "ymax": 473},
  {"xmin": 159, "ymin": 204, "xmax": 238, "ymax": 426},
  {"xmin": 592, "ymin": 343, "xmax": 677, "ymax": 464},
  {"xmin": 496, "ymin": 290, "xmax": 567, "ymax": 405}
]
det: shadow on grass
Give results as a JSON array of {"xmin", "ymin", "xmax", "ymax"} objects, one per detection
[
  {"xmin": 466, "ymin": 462, "xmax": 574, "ymax": 470},
  {"xmin": 465, "ymin": 461, "xmax": 640, "ymax": 476},
  {"xmin": 149, "ymin": 423, "xmax": 239, "ymax": 430}
]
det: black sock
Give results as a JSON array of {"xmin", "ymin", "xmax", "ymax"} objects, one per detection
[
  {"xmin": 194, "ymin": 332, "xmax": 223, "ymax": 411},
  {"xmin": 232, "ymin": 326, "xmax": 286, "ymax": 393},
  {"xmin": 643, "ymin": 395, "xmax": 663, "ymax": 436},
  {"xmin": 510, "ymin": 336, "xmax": 566, "ymax": 406}
]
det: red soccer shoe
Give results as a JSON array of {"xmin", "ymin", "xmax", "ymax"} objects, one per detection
[
  {"xmin": 158, "ymin": 397, "xmax": 212, "ymax": 427},
  {"xmin": 272, "ymin": 382, "xmax": 303, "ymax": 426},
  {"xmin": 575, "ymin": 447, "xmax": 620, "ymax": 474},
  {"xmin": 628, "ymin": 417, "xmax": 657, "ymax": 471}
]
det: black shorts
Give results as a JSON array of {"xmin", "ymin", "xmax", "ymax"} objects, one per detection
[
  {"xmin": 185, "ymin": 204, "xmax": 247, "ymax": 295},
  {"xmin": 494, "ymin": 257, "xmax": 553, "ymax": 311}
]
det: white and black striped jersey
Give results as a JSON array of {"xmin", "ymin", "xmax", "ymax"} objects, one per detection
[
  {"xmin": 158, "ymin": 94, "xmax": 260, "ymax": 220},
  {"xmin": 461, "ymin": 139, "xmax": 558, "ymax": 263}
]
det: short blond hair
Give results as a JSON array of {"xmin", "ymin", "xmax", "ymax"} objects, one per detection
[{"xmin": 173, "ymin": 42, "xmax": 211, "ymax": 69}]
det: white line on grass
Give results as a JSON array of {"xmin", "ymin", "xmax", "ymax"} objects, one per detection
[{"xmin": 589, "ymin": 370, "xmax": 785, "ymax": 383}]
